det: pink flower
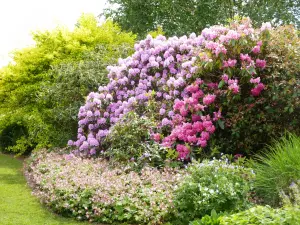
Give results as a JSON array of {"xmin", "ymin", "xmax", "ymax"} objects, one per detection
[
  {"xmin": 250, "ymin": 77, "xmax": 261, "ymax": 84},
  {"xmin": 213, "ymin": 110, "xmax": 222, "ymax": 121},
  {"xmin": 203, "ymin": 94, "xmax": 216, "ymax": 105},
  {"xmin": 193, "ymin": 121, "xmax": 204, "ymax": 132},
  {"xmin": 206, "ymin": 125, "xmax": 216, "ymax": 134},
  {"xmin": 252, "ymin": 45, "xmax": 260, "ymax": 54},
  {"xmin": 228, "ymin": 82, "xmax": 239, "ymax": 94},
  {"xmin": 201, "ymin": 131, "xmax": 210, "ymax": 141},
  {"xmin": 192, "ymin": 114, "xmax": 201, "ymax": 122},
  {"xmin": 197, "ymin": 140, "xmax": 207, "ymax": 148},
  {"xmin": 222, "ymin": 74, "xmax": 229, "ymax": 82},
  {"xmin": 251, "ymin": 83, "xmax": 265, "ymax": 96},
  {"xmin": 176, "ymin": 144, "xmax": 190, "ymax": 159},
  {"xmin": 240, "ymin": 53, "xmax": 251, "ymax": 62},
  {"xmin": 223, "ymin": 58, "xmax": 237, "ymax": 68},
  {"xmin": 257, "ymin": 41, "xmax": 263, "ymax": 46},
  {"xmin": 180, "ymin": 108, "xmax": 189, "ymax": 116},
  {"xmin": 203, "ymin": 121, "xmax": 213, "ymax": 128},
  {"xmin": 256, "ymin": 59, "xmax": 266, "ymax": 69},
  {"xmin": 152, "ymin": 133, "xmax": 161, "ymax": 142},
  {"xmin": 187, "ymin": 135, "xmax": 197, "ymax": 143}
]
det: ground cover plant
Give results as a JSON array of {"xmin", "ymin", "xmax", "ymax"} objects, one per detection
[{"xmin": 27, "ymin": 149, "xmax": 186, "ymax": 224}]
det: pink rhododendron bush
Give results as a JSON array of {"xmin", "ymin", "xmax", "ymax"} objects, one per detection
[
  {"xmin": 68, "ymin": 18, "xmax": 300, "ymax": 159},
  {"xmin": 27, "ymin": 150, "xmax": 186, "ymax": 224}
]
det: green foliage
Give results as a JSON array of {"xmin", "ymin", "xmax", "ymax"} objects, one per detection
[
  {"xmin": 253, "ymin": 133, "xmax": 300, "ymax": 206},
  {"xmin": 104, "ymin": 0, "xmax": 300, "ymax": 37},
  {"xmin": 173, "ymin": 158, "xmax": 254, "ymax": 223},
  {"xmin": 211, "ymin": 25, "xmax": 300, "ymax": 156},
  {"xmin": 189, "ymin": 210, "xmax": 225, "ymax": 225},
  {"xmin": 41, "ymin": 43, "xmax": 134, "ymax": 146},
  {"xmin": 219, "ymin": 205, "xmax": 300, "ymax": 225},
  {"xmin": 0, "ymin": 14, "xmax": 136, "ymax": 154},
  {"xmin": 103, "ymin": 112, "xmax": 167, "ymax": 168}
]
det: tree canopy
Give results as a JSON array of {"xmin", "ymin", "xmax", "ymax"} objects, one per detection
[
  {"xmin": 0, "ymin": 14, "xmax": 136, "ymax": 154},
  {"xmin": 103, "ymin": 0, "xmax": 300, "ymax": 37}
]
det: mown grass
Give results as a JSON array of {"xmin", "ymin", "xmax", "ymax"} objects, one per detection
[{"xmin": 0, "ymin": 153, "xmax": 90, "ymax": 225}]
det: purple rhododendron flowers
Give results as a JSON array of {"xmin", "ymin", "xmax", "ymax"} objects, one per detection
[{"xmin": 68, "ymin": 18, "xmax": 270, "ymax": 159}]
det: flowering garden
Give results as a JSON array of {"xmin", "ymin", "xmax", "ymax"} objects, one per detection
[{"xmin": 1, "ymin": 15, "xmax": 300, "ymax": 225}]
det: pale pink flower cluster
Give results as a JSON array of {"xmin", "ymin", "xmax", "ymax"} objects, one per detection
[{"xmin": 28, "ymin": 150, "xmax": 186, "ymax": 224}]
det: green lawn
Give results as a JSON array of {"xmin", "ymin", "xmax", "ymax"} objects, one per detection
[{"xmin": 0, "ymin": 154, "xmax": 90, "ymax": 225}]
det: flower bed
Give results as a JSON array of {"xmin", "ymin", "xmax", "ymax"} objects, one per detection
[{"xmin": 27, "ymin": 150, "xmax": 186, "ymax": 224}]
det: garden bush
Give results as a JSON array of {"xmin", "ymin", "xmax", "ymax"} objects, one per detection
[
  {"xmin": 101, "ymin": 111, "xmax": 169, "ymax": 168},
  {"xmin": 173, "ymin": 157, "xmax": 254, "ymax": 223},
  {"xmin": 219, "ymin": 205, "xmax": 300, "ymax": 225},
  {"xmin": 253, "ymin": 133, "xmax": 300, "ymax": 206},
  {"xmin": 0, "ymin": 15, "xmax": 136, "ymax": 154},
  {"xmin": 27, "ymin": 150, "xmax": 186, "ymax": 224},
  {"xmin": 69, "ymin": 18, "xmax": 299, "ymax": 160}
]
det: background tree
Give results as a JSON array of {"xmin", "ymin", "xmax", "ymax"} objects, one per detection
[
  {"xmin": 0, "ymin": 14, "xmax": 136, "ymax": 154},
  {"xmin": 103, "ymin": 0, "xmax": 300, "ymax": 37}
]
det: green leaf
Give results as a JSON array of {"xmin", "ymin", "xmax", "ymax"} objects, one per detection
[
  {"xmin": 217, "ymin": 120, "xmax": 225, "ymax": 130},
  {"xmin": 218, "ymin": 80, "xmax": 225, "ymax": 88}
]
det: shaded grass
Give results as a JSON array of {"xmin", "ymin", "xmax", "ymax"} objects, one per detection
[{"xmin": 0, "ymin": 153, "xmax": 91, "ymax": 225}]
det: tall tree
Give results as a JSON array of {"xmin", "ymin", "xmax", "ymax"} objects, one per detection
[{"xmin": 103, "ymin": 0, "xmax": 300, "ymax": 37}]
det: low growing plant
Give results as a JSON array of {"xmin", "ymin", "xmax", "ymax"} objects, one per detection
[
  {"xmin": 27, "ymin": 150, "xmax": 186, "ymax": 224},
  {"xmin": 219, "ymin": 205, "xmax": 300, "ymax": 225}
]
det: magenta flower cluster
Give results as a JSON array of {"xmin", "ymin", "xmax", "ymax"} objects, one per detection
[{"xmin": 68, "ymin": 18, "xmax": 270, "ymax": 159}]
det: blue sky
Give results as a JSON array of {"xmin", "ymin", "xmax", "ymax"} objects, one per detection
[{"xmin": 0, "ymin": 0, "xmax": 107, "ymax": 67}]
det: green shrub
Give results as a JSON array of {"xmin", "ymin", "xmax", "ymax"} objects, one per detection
[
  {"xmin": 219, "ymin": 205, "xmax": 300, "ymax": 225},
  {"xmin": 103, "ymin": 112, "xmax": 168, "ymax": 168},
  {"xmin": 0, "ymin": 15, "xmax": 136, "ymax": 154},
  {"xmin": 253, "ymin": 133, "xmax": 300, "ymax": 206},
  {"xmin": 173, "ymin": 158, "xmax": 254, "ymax": 223},
  {"xmin": 189, "ymin": 210, "xmax": 224, "ymax": 225},
  {"xmin": 212, "ymin": 25, "xmax": 300, "ymax": 156}
]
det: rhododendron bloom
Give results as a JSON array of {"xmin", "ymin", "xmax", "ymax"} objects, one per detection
[
  {"xmin": 250, "ymin": 77, "xmax": 261, "ymax": 84},
  {"xmin": 228, "ymin": 82, "xmax": 239, "ymax": 94},
  {"xmin": 176, "ymin": 144, "xmax": 190, "ymax": 159},
  {"xmin": 222, "ymin": 74, "xmax": 229, "ymax": 82},
  {"xmin": 256, "ymin": 59, "xmax": 266, "ymax": 68},
  {"xmin": 203, "ymin": 94, "xmax": 216, "ymax": 105},
  {"xmin": 223, "ymin": 58, "xmax": 237, "ymax": 68},
  {"xmin": 252, "ymin": 45, "xmax": 260, "ymax": 54}
]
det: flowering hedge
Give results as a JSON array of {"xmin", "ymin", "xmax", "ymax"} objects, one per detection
[{"xmin": 68, "ymin": 18, "xmax": 299, "ymax": 159}]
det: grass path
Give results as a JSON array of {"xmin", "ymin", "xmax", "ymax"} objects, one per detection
[{"xmin": 0, "ymin": 154, "xmax": 90, "ymax": 225}]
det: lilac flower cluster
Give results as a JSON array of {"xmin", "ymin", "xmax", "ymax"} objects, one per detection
[{"xmin": 68, "ymin": 18, "xmax": 270, "ymax": 159}]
